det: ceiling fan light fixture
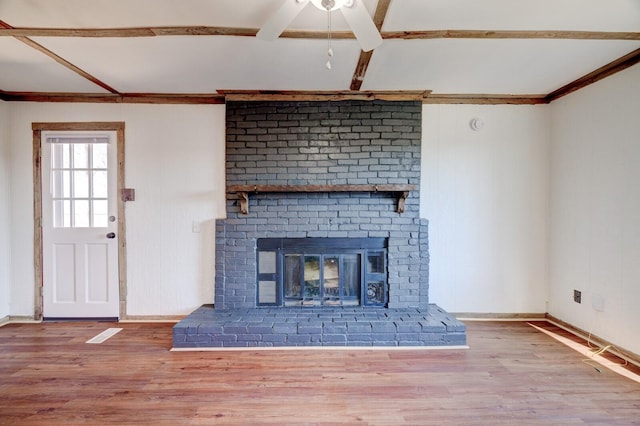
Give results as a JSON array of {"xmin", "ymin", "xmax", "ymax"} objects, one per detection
[
  {"xmin": 258, "ymin": 0, "xmax": 381, "ymax": 55},
  {"xmin": 310, "ymin": 0, "xmax": 352, "ymax": 12}
]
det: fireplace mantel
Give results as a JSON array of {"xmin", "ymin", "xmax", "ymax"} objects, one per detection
[{"xmin": 228, "ymin": 184, "xmax": 416, "ymax": 215}]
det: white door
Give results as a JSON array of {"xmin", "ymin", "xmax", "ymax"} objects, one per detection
[{"xmin": 41, "ymin": 132, "xmax": 119, "ymax": 318}]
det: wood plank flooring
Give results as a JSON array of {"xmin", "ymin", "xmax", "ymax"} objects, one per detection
[{"xmin": 0, "ymin": 320, "xmax": 638, "ymax": 425}]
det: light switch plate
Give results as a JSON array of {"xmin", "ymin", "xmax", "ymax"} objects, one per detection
[{"xmin": 122, "ymin": 188, "xmax": 135, "ymax": 202}]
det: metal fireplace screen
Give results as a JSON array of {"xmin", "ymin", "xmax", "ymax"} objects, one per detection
[{"xmin": 256, "ymin": 238, "xmax": 388, "ymax": 307}]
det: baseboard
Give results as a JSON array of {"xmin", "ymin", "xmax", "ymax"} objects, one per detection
[
  {"xmin": 0, "ymin": 315, "xmax": 40, "ymax": 326},
  {"xmin": 545, "ymin": 314, "xmax": 640, "ymax": 370},
  {"xmin": 119, "ymin": 315, "xmax": 182, "ymax": 323},
  {"xmin": 454, "ymin": 312, "xmax": 546, "ymax": 321},
  {"xmin": 44, "ymin": 317, "xmax": 118, "ymax": 322},
  {"xmin": 1, "ymin": 314, "xmax": 181, "ymax": 324},
  {"xmin": 171, "ymin": 345, "xmax": 470, "ymax": 352},
  {"xmin": 452, "ymin": 312, "xmax": 640, "ymax": 369}
]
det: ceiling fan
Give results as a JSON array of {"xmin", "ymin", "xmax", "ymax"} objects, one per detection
[{"xmin": 256, "ymin": 0, "xmax": 383, "ymax": 52}]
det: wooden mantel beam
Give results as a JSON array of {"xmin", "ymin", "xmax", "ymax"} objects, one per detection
[{"xmin": 228, "ymin": 184, "xmax": 416, "ymax": 215}]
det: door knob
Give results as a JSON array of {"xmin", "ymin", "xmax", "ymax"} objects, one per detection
[{"xmin": 106, "ymin": 232, "xmax": 116, "ymax": 239}]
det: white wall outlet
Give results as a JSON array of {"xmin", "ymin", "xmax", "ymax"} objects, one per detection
[
  {"xmin": 192, "ymin": 221, "xmax": 201, "ymax": 233},
  {"xmin": 592, "ymin": 293, "xmax": 604, "ymax": 312}
]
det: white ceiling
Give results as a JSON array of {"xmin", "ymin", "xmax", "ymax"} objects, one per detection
[{"xmin": 0, "ymin": 0, "xmax": 639, "ymax": 97}]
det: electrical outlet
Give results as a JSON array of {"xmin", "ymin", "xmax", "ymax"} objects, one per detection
[
  {"xmin": 573, "ymin": 289, "xmax": 582, "ymax": 304},
  {"xmin": 592, "ymin": 293, "xmax": 604, "ymax": 312}
]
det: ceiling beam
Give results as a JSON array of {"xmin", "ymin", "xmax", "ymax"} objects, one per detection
[
  {"xmin": 219, "ymin": 90, "xmax": 431, "ymax": 102},
  {"xmin": 350, "ymin": 50, "xmax": 374, "ymax": 91},
  {"xmin": 0, "ymin": 27, "xmax": 257, "ymax": 38},
  {"xmin": 1, "ymin": 27, "xmax": 638, "ymax": 41},
  {"xmin": 0, "ymin": 92, "xmax": 225, "ymax": 104},
  {"xmin": 545, "ymin": 47, "xmax": 640, "ymax": 102},
  {"xmin": 3, "ymin": 21, "xmax": 637, "ymax": 100},
  {"xmin": 382, "ymin": 30, "xmax": 640, "ymax": 41},
  {"xmin": 424, "ymin": 94, "xmax": 547, "ymax": 105},
  {"xmin": 2, "ymin": 90, "xmax": 430, "ymax": 103},
  {"xmin": 350, "ymin": 0, "xmax": 391, "ymax": 91},
  {"xmin": 0, "ymin": 20, "xmax": 119, "ymax": 94},
  {"xmin": 14, "ymin": 37, "xmax": 120, "ymax": 94}
]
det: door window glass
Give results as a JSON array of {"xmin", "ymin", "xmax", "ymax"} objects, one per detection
[{"xmin": 49, "ymin": 137, "xmax": 110, "ymax": 228}]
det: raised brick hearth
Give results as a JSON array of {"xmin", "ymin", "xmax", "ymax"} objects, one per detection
[
  {"xmin": 173, "ymin": 100, "xmax": 466, "ymax": 348},
  {"xmin": 173, "ymin": 305, "xmax": 466, "ymax": 348}
]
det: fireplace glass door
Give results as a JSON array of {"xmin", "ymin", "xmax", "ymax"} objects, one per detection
[
  {"xmin": 257, "ymin": 238, "xmax": 387, "ymax": 307},
  {"xmin": 283, "ymin": 253, "xmax": 360, "ymax": 306}
]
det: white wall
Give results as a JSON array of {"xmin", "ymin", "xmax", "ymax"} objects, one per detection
[
  {"xmin": 549, "ymin": 65, "xmax": 640, "ymax": 355},
  {"xmin": 5, "ymin": 78, "xmax": 635, "ymax": 357},
  {"xmin": 8, "ymin": 102, "xmax": 226, "ymax": 317},
  {"xmin": 0, "ymin": 100, "xmax": 10, "ymax": 319},
  {"xmin": 421, "ymin": 104, "xmax": 550, "ymax": 314}
]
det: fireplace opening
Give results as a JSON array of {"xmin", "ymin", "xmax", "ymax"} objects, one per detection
[{"xmin": 256, "ymin": 238, "xmax": 388, "ymax": 307}]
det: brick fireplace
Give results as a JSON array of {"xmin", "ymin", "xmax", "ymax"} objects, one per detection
[
  {"xmin": 173, "ymin": 100, "xmax": 466, "ymax": 348},
  {"xmin": 218, "ymin": 100, "xmax": 428, "ymax": 309}
]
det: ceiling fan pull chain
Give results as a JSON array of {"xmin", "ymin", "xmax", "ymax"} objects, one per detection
[{"xmin": 326, "ymin": 6, "xmax": 333, "ymax": 70}]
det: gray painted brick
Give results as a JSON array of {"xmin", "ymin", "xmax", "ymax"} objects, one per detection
[
  {"xmin": 324, "ymin": 324, "xmax": 348, "ymax": 334},
  {"xmin": 185, "ymin": 334, "xmax": 212, "ymax": 343},
  {"xmin": 236, "ymin": 334, "xmax": 263, "ymax": 342},
  {"xmin": 323, "ymin": 334, "xmax": 347, "ymax": 343},
  {"xmin": 197, "ymin": 324, "xmax": 224, "ymax": 334},
  {"xmin": 286, "ymin": 334, "xmax": 312, "ymax": 343},
  {"xmin": 215, "ymin": 334, "xmax": 238, "ymax": 342},
  {"xmin": 247, "ymin": 324, "xmax": 274, "ymax": 334},
  {"xmin": 370, "ymin": 333, "xmax": 397, "ymax": 342},
  {"xmin": 262, "ymin": 334, "xmax": 287, "ymax": 342},
  {"xmin": 298, "ymin": 324, "xmax": 323, "ymax": 334},
  {"xmin": 369, "ymin": 321, "xmax": 398, "ymax": 333},
  {"xmin": 346, "ymin": 322, "xmax": 372, "ymax": 333},
  {"xmin": 220, "ymin": 100, "xmax": 425, "ymax": 310}
]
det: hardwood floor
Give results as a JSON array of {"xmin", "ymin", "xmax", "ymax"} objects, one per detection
[{"xmin": 0, "ymin": 320, "xmax": 638, "ymax": 425}]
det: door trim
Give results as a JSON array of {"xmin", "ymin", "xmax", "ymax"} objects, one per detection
[{"xmin": 32, "ymin": 122, "xmax": 127, "ymax": 321}]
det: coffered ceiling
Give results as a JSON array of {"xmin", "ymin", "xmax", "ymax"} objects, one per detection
[{"xmin": 0, "ymin": 0, "xmax": 638, "ymax": 103}]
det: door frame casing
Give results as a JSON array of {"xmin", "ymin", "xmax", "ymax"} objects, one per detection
[{"xmin": 32, "ymin": 122, "xmax": 127, "ymax": 320}]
